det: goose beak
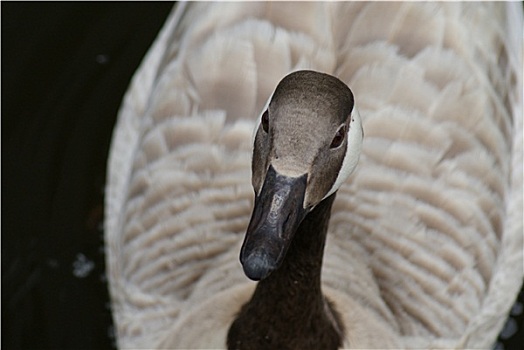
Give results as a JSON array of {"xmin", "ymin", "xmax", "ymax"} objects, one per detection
[{"xmin": 240, "ymin": 165, "xmax": 308, "ymax": 281}]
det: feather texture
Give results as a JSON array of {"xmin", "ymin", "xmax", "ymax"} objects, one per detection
[{"xmin": 106, "ymin": 2, "xmax": 523, "ymax": 348}]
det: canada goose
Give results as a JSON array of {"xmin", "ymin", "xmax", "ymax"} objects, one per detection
[
  {"xmin": 105, "ymin": 2, "xmax": 522, "ymax": 349},
  {"xmin": 227, "ymin": 70, "xmax": 364, "ymax": 349}
]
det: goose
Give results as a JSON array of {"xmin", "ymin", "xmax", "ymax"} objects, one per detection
[
  {"xmin": 105, "ymin": 2, "xmax": 523, "ymax": 349},
  {"xmin": 227, "ymin": 70, "xmax": 367, "ymax": 349}
]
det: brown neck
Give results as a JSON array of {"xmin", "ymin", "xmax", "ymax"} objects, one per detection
[{"xmin": 227, "ymin": 194, "xmax": 344, "ymax": 350}]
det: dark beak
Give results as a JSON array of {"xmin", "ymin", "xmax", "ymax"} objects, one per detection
[{"xmin": 240, "ymin": 165, "xmax": 308, "ymax": 281}]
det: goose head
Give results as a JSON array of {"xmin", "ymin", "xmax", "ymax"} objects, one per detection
[{"xmin": 240, "ymin": 70, "xmax": 363, "ymax": 281}]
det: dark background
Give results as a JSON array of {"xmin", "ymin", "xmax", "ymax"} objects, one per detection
[
  {"xmin": 2, "ymin": 2, "xmax": 174, "ymax": 348},
  {"xmin": 2, "ymin": 2, "xmax": 523, "ymax": 349}
]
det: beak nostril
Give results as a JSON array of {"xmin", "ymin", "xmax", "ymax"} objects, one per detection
[{"xmin": 283, "ymin": 212, "xmax": 291, "ymax": 232}]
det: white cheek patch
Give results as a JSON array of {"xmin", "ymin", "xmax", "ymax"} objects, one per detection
[{"xmin": 322, "ymin": 106, "xmax": 363, "ymax": 200}]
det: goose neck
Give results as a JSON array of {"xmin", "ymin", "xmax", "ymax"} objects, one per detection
[
  {"xmin": 256, "ymin": 193, "xmax": 336, "ymax": 302},
  {"xmin": 228, "ymin": 194, "xmax": 343, "ymax": 349}
]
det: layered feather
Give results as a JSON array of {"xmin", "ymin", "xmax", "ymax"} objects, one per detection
[{"xmin": 106, "ymin": 2, "xmax": 523, "ymax": 348}]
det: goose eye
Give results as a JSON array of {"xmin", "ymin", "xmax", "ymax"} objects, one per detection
[
  {"xmin": 261, "ymin": 110, "xmax": 269, "ymax": 133},
  {"xmin": 330, "ymin": 125, "xmax": 346, "ymax": 149}
]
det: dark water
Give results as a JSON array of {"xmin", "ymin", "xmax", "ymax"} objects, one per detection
[{"xmin": 2, "ymin": 3, "xmax": 174, "ymax": 348}]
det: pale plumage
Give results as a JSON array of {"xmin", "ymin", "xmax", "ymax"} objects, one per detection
[{"xmin": 105, "ymin": 2, "xmax": 523, "ymax": 349}]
